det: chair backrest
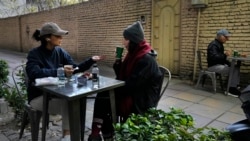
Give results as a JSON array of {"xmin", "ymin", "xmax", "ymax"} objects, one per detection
[
  {"xmin": 12, "ymin": 64, "xmax": 28, "ymax": 97},
  {"xmin": 197, "ymin": 50, "xmax": 203, "ymax": 70},
  {"xmin": 156, "ymin": 66, "xmax": 171, "ymax": 108}
]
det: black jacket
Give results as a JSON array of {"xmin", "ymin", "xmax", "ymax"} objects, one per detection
[
  {"xmin": 113, "ymin": 51, "xmax": 162, "ymax": 114},
  {"xmin": 207, "ymin": 39, "xmax": 230, "ymax": 67},
  {"xmin": 26, "ymin": 45, "xmax": 95, "ymax": 102}
]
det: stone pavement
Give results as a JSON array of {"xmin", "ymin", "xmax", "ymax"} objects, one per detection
[{"xmin": 0, "ymin": 49, "xmax": 247, "ymax": 141}]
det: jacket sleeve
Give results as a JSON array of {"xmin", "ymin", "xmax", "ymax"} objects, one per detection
[{"xmin": 73, "ymin": 57, "xmax": 96, "ymax": 73}]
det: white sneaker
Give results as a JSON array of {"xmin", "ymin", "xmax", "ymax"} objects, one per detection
[{"xmin": 61, "ymin": 135, "xmax": 71, "ymax": 141}]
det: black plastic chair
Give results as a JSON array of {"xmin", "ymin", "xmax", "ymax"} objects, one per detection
[
  {"xmin": 195, "ymin": 50, "xmax": 224, "ymax": 93},
  {"xmin": 12, "ymin": 64, "xmax": 43, "ymax": 141},
  {"xmin": 156, "ymin": 66, "xmax": 171, "ymax": 108}
]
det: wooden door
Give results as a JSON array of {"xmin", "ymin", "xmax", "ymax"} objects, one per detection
[{"xmin": 152, "ymin": 0, "xmax": 180, "ymax": 74}]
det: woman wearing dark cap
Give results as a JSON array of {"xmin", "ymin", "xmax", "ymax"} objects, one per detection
[
  {"xmin": 26, "ymin": 22, "xmax": 104, "ymax": 141},
  {"xmin": 88, "ymin": 21, "xmax": 162, "ymax": 141}
]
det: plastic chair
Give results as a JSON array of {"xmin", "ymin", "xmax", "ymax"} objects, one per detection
[
  {"xmin": 12, "ymin": 64, "xmax": 43, "ymax": 141},
  {"xmin": 195, "ymin": 50, "xmax": 224, "ymax": 93},
  {"xmin": 156, "ymin": 66, "xmax": 171, "ymax": 108}
]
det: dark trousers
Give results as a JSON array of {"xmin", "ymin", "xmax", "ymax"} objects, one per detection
[{"xmin": 92, "ymin": 91, "xmax": 114, "ymax": 135}]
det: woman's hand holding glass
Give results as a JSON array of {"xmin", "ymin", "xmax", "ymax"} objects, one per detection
[{"xmin": 64, "ymin": 65, "xmax": 74, "ymax": 78}]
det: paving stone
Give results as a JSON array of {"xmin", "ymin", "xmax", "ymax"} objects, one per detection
[
  {"xmin": 199, "ymin": 97, "xmax": 236, "ymax": 110},
  {"xmin": 185, "ymin": 104, "xmax": 225, "ymax": 119},
  {"xmin": 217, "ymin": 112, "xmax": 246, "ymax": 124},
  {"xmin": 172, "ymin": 92, "xmax": 206, "ymax": 103},
  {"xmin": 7, "ymin": 133, "xmax": 19, "ymax": 141},
  {"xmin": 0, "ymin": 133, "xmax": 9, "ymax": 141},
  {"xmin": 208, "ymin": 120, "xmax": 230, "ymax": 130}
]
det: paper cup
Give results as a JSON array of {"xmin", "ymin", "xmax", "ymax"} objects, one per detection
[{"xmin": 116, "ymin": 47, "xmax": 124, "ymax": 59}]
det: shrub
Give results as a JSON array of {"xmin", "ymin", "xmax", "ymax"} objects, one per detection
[
  {"xmin": 5, "ymin": 64, "xmax": 27, "ymax": 120},
  {"xmin": 1, "ymin": 62, "xmax": 27, "ymax": 121},
  {"xmin": 0, "ymin": 59, "xmax": 9, "ymax": 98},
  {"xmin": 114, "ymin": 107, "xmax": 232, "ymax": 141}
]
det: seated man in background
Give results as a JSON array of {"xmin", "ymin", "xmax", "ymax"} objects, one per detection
[{"xmin": 207, "ymin": 29, "xmax": 240, "ymax": 97}]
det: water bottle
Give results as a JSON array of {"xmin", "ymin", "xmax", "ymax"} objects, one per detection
[
  {"xmin": 57, "ymin": 64, "xmax": 65, "ymax": 87},
  {"xmin": 92, "ymin": 63, "xmax": 99, "ymax": 89}
]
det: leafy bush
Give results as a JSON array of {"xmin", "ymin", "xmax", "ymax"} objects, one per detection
[
  {"xmin": 114, "ymin": 108, "xmax": 232, "ymax": 141},
  {"xmin": 3, "ymin": 86, "xmax": 26, "ymax": 120},
  {"xmin": 1, "ymin": 63, "xmax": 27, "ymax": 121},
  {"xmin": 0, "ymin": 59, "xmax": 9, "ymax": 98}
]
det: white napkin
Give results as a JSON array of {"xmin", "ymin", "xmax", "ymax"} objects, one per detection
[{"xmin": 35, "ymin": 77, "xmax": 58, "ymax": 86}]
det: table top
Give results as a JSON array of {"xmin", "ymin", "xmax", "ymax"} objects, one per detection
[
  {"xmin": 37, "ymin": 76, "xmax": 125, "ymax": 100},
  {"xmin": 227, "ymin": 56, "xmax": 250, "ymax": 61}
]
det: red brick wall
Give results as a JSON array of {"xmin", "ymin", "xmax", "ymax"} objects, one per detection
[
  {"xmin": 0, "ymin": 17, "xmax": 20, "ymax": 51},
  {"xmin": 1, "ymin": 0, "xmax": 250, "ymax": 77},
  {"xmin": 0, "ymin": 0, "xmax": 152, "ymax": 67}
]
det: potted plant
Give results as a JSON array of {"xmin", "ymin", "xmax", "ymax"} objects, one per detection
[{"xmin": 114, "ymin": 107, "xmax": 232, "ymax": 141}]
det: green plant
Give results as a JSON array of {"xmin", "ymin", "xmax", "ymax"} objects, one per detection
[
  {"xmin": 2, "ymin": 64, "xmax": 27, "ymax": 120},
  {"xmin": 0, "ymin": 59, "xmax": 9, "ymax": 98},
  {"xmin": 114, "ymin": 107, "xmax": 232, "ymax": 141},
  {"xmin": 3, "ymin": 87, "xmax": 26, "ymax": 120}
]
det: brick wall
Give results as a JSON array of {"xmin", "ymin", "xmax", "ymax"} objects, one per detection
[
  {"xmin": 180, "ymin": 0, "xmax": 250, "ymax": 79},
  {"xmin": 0, "ymin": 0, "xmax": 152, "ymax": 67},
  {"xmin": 1, "ymin": 0, "xmax": 250, "ymax": 77},
  {"xmin": 180, "ymin": 0, "xmax": 198, "ymax": 78},
  {"xmin": 0, "ymin": 17, "xmax": 20, "ymax": 51}
]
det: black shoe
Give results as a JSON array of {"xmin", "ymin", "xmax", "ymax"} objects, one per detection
[
  {"xmin": 88, "ymin": 134, "xmax": 102, "ymax": 141},
  {"xmin": 228, "ymin": 87, "xmax": 241, "ymax": 97}
]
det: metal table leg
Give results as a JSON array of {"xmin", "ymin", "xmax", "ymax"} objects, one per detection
[
  {"xmin": 42, "ymin": 92, "xmax": 49, "ymax": 141},
  {"xmin": 68, "ymin": 100, "xmax": 81, "ymax": 141},
  {"xmin": 226, "ymin": 60, "xmax": 236, "ymax": 95},
  {"xmin": 109, "ymin": 89, "xmax": 117, "ymax": 123}
]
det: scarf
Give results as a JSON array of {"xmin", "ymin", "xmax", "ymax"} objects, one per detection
[{"xmin": 118, "ymin": 40, "xmax": 151, "ymax": 80}]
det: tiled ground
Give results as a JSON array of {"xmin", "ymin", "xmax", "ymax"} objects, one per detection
[{"xmin": 0, "ymin": 49, "xmax": 247, "ymax": 141}]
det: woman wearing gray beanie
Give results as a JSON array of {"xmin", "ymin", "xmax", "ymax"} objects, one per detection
[{"xmin": 88, "ymin": 21, "xmax": 162, "ymax": 141}]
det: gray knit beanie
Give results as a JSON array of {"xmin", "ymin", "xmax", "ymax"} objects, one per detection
[{"xmin": 123, "ymin": 21, "xmax": 144, "ymax": 44}]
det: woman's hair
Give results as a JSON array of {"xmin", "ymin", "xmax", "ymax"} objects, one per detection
[
  {"xmin": 32, "ymin": 29, "xmax": 51, "ymax": 46},
  {"xmin": 127, "ymin": 40, "xmax": 138, "ymax": 53},
  {"xmin": 32, "ymin": 29, "xmax": 41, "ymax": 41}
]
